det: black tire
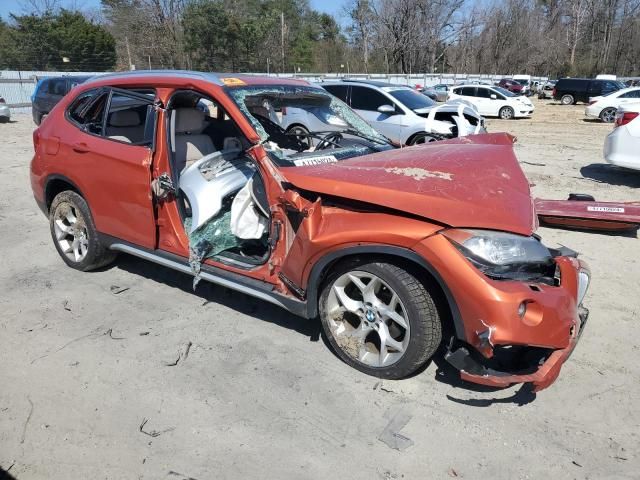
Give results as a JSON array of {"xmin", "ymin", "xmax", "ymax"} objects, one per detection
[
  {"xmin": 33, "ymin": 112, "xmax": 42, "ymax": 126},
  {"xmin": 561, "ymin": 94, "xmax": 574, "ymax": 105},
  {"xmin": 49, "ymin": 191, "xmax": 117, "ymax": 271},
  {"xmin": 499, "ymin": 106, "xmax": 515, "ymax": 120},
  {"xmin": 407, "ymin": 132, "xmax": 439, "ymax": 145},
  {"xmin": 599, "ymin": 107, "xmax": 617, "ymax": 123},
  {"xmin": 0, "ymin": 117, "xmax": 9, "ymax": 124},
  {"xmin": 319, "ymin": 260, "xmax": 442, "ymax": 379}
]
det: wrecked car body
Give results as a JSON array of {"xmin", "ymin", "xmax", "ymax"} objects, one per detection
[{"xmin": 30, "ymin": 71, "xmax": 590, "ymax": 392}]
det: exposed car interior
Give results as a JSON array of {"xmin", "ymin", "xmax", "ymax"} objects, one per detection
[
  {"xmin": 226, "ymin": 85, "xmax": 393, "ymax": 167},
  {"xmin": 166, "ymin": 90, "xmax": 271, "ymax": 266}
]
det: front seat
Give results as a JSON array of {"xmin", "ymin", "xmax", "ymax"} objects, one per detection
[{"xmin": 173, "ymin": 108, "xmax": 216, "ymax": 174}]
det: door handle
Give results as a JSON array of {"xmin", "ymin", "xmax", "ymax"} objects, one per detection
[{"xmin": 72, "ymin": 142, "xmax": 89, "ymax": 153}]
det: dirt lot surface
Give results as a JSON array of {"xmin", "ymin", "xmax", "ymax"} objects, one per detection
[{"xmin": 1, "ymin": 99, "xmax": 639, "ymax": 479}]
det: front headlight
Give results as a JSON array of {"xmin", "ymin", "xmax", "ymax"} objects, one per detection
[
  {"xmin": 442, "ymin": 229, "xmax": 555, "ymax": 281},
  {"xmin": 577, "ymin": 270, "xmax": 590, "ymax": 304}
]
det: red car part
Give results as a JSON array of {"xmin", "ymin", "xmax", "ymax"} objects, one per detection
[{"xmin": 535, "ymin": 196, "xmax": 640, "ymax": 233}]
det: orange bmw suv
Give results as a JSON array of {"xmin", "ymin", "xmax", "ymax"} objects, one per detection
[{"xmin": 30, "ymin": 71, "xmax": 590, "ymax": 391}]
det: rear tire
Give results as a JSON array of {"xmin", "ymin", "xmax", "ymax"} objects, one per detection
[
  {"xmin": 319, "ymin": 260, "xmax": 442, "ymax": 379},
  {"xmin": 561, "ymin": 94, "xmax": 574, "ymax": 105},
  {"xmin": 499, "ymin": 106, "xmax": 515, "ymax": 120},
  {"xmin": 49, "ymin": 191, "xmax": 117, "ymax": 271},
  {"xmin": 599, "ymin": 107, "xmax": 617, "ymax": 123}
]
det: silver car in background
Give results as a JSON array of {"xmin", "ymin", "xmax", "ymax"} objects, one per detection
[
  {"xmin": 318, "ymin": 80, "xmax": 485, "ymax": 145},
  {"xmin": 0, "ymin": 94, "xmax": 10, "ymax": 123}
]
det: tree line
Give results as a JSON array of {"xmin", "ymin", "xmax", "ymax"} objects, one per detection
[{"xmin": 0, "ymin": 0, "xmax": 639, "ymax": 77}]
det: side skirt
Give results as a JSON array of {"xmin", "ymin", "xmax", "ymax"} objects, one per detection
[{"xmin": 102, "ymin": 236, "xmax": 309, "ymax": 318}]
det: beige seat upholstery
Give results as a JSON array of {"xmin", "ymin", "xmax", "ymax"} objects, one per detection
[
  {"xmin": 106, "ymin": 110, "xmax": 144, "ymax": 143},
  {"xmin": 173, "ymin": 108, "xmax": 216, "ymax": 173}
]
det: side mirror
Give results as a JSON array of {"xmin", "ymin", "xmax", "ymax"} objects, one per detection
[
  {"xmin": 490, "ymin": 94, "xmax": 497, "ymax": 100},
  {"xmin": 377, "ymin": 104, "xmax": 396, "ymax": 115}
]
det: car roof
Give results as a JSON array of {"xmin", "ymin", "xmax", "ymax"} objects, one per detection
[
  {"xmin": 454, "ymin": 84, "xmax": 495, "ymax": 89},
  {"xmin": 39, "ymin": 75, "xmax": 93, "ymax": 82},
  {"xmin": 324, "ymin": 79, "xmax": 409, "ymax": 89},
  {"xmin": 613, "ymin": 86, "xmax": 640, "ymax": 94},
  {"xmin": 81, "ymin": 70, "xmax": 311, "ymax": 88}
]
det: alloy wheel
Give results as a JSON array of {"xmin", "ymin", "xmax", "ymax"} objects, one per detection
[
  {"xmin": 600, "ymin": 107, "xmax": 616, "ymax": 123},
  {"xmin": 53, "ymin": 202, "xmax": 89, "ymax": 263},
  {"xmin": 325, "ymin": 271, "xmax": 410, "ymax": 368},
  {"xmin": 500, "ymin": 107, "xmax": 514, "ymax": 120}
]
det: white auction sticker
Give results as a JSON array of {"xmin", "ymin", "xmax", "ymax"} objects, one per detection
[
  {"xmin": 587, "ymin": 206, "xmax": 625, "ymax": 213},
  {"xmin": 293, "ymin": 155, "xmax": 338, "ymax": 167}
]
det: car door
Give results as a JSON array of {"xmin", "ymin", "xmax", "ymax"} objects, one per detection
[
  {"xmin": 60, "ymin": 87, "xmax": 158, "ymax": 248},
  {"xmin": 349, "ymin": 85, "xmax": 404, "ymax": 143},
  {"xmin": 616, "ymin": 89, "xmax": 640, "ymax": 106},
  {"xmin": 473, "ymin": 87, "xmax": 498, "ymax": 115}
]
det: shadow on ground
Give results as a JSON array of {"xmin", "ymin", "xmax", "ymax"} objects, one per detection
[
  {"xmin": 581, "ymin": 163, "xmax": 640, "ymax": 188},
  {"xmin": 0, "ymin": 467, "xmax": 17, "ymax": 480},
  {"xmin": 111, "ymin": 254, "xmax": 538, "ymax": 405},
  {"xmin": 111, "ymin": 254, "xmax": 322, "ymax": 342}
]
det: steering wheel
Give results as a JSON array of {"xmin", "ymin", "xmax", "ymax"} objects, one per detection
[
  {"xmin": 315, "ymin": 132, "xmax": 344, "ymax": 150},
  {"xmin": 252, "ymin": 113, "xmax": 308, "ymax": 151}
]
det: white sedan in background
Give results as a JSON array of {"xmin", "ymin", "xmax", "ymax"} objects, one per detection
[
  {"xmin": 585, "ymin": 87, "xmax": 640, "ymax": 123},
  {"xmin": 604, "ymin": 105, "xmax": 640, "ymax": 170},
  {"xmin": 448, "ymin": 84, "xmax": 534, "ymax": 119}
]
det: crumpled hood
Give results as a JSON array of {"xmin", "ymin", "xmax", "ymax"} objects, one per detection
[{"xmin": 281, "ymin": 133, "xmax": 536, "ymax": 236}]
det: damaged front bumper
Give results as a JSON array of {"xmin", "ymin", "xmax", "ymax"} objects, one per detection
[
  {"xmin": 445, "ymin": 305, "xmax": 588, "ymax": 392},
  {"xmin": 413, "ymin": 235, "xmax": 590, "ymax": 392}
]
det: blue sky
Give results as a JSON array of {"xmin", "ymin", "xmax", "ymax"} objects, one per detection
[{"xmin": 0, "ymin": 0, "xmax": 345, "ymax": 19}]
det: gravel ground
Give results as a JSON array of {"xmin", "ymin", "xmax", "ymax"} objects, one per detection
[{"xmin": 1, "ymin": 99, "xmax": 638, "ymax": 480}]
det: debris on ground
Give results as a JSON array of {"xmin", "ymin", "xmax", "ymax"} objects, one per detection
[
  {"xmin": 164, "ymin": 341, "xmax": 193, "ymax": 366},
  {"xmin": 378, "ymin": 409, "xmax": 414, "ymax": 451},
  {"xmin": 138, "ymin": 418, "xmax": 175, "ymax": 438},
  {"xmin": 110, "ymin": 285, "xmax": 130, "ymax": 295},
  {"xmin": 62, "ymin": 300, "xmax": 71, "ymax": 312},
  {"xmin": 104, "ymin": 328, "xmax": 125, "ymax": 340},
  {"xmin": 168, "ymin": 470, "xmax": 200, "ymax": 480},
  {"xmin": 20, "ymin": 396, "xmax": 34, "ymax": 444}
]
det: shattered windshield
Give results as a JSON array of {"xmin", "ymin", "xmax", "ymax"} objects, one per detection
[{"xmin": 226, "ymin": 85, "xmax": 392, "ymax": 166}]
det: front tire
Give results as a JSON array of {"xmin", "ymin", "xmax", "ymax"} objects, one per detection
[
  {"xmin": 319, "ymin": 260, "xmax": 442, "ymax": 379},
  {"xmin": 49, "ymin": 191, "xmax": 117, "ymax": 271},
  {"xmin": 407, "ymin": 132, "xmax": 440, "ymax": 145},
  {"xmin": 499, "ymin": 106, "xmax": 515, "ymax": 120},
  {"xmin": 599, "ymin": 107, "xmax": 617, "ymax": 123},
  {"xmin": 561, "ymin": 94, "xmax": 574, "ymax": 105}
]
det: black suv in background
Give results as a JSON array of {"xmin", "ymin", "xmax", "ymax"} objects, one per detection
[
  {"xmin": 553, "ymin": 78, "xmax": 625, "ymax": 105},
  {"xmin": 31, "ymin": 75, "xmax": 92, "ymax": 125}
]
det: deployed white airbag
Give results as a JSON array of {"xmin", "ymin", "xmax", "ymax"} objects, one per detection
[
  {"xmin": 179, "ymin": 150, "xmax": 255, "ymax": 233},
  {"xmin": 230, "ymin": 177, "xmax": 269, "ymax": 239}
]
